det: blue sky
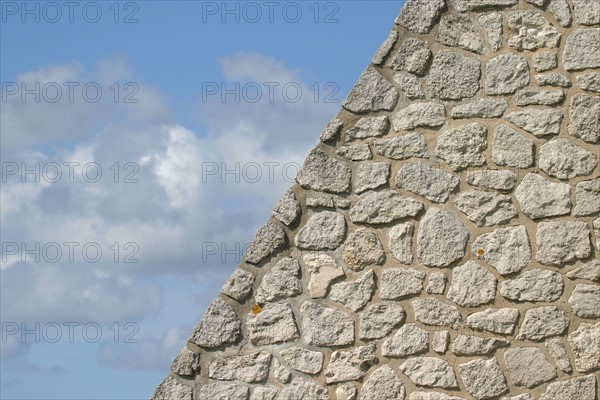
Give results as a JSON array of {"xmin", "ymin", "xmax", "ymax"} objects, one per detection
[{"xmin": 0, "ymin": 1, "xmax": 403, "ymax": 398}]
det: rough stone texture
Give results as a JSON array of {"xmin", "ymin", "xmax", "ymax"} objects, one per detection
[
  {"xmin": 389, "ymin": 223, "xmax": 413, "ymax": 264},
  {"xmin": 354, "ymin": 162, "xmax": 390, "ymax": 194},
  {"xmin": 548, "ymin": 0, "xmax": 572, "ymax": 27},
  {"xmin": 573, "ymin": 0, "xmax": 600, "ymax": 25},
  {"xmin": 390, "ymin": 38, "xmax": 432, "ymax": 75},
  {"xmin": 492, "ymin": 125, "xmax": 534, "ymax": 168},
  {"xmin": 396, "ymin": 162, "xmax": 460, "ymax": 202},
  {"xmin": 532, "ymin": 52, "xmax": 558, "ymax": 72},
  {"xmin": 244, "ymin": 223, "xmax": 287, "ymax": 265},
  {"xmin": 536, "ymin": 221, "xmax": 590, "ymax": 265},
  {"xmin": 280, "ymin": 347, "xmax": 324, "ymax": 375},
  {"xmin": 567, "ymin": 260, "xmax": 600, "ymax": 281},
  {"xmin": 171, "ymin": 348, "xmax": 201, "ymax": 377},
  {"xmin": 506, "ymin": 109, "xmax": 563, "ymax": 137},
  {"xmin": 467, "ymin": 170, "xmax": 517, "ymax": 191},
  {"xmin": 432, "ymin": 331, "xmax": 450, "ymax": 354},
  {"xmin": 196, "ymin": 383, "xmax": 248, "ymax": 400},
  {"xmin": 394, "ymin": 71, "xmax": 424, "ymax": 99},
  {"xmin": 568, "ymin": 284, "xmax": 600, "ymax": 318},
  {"xmin": 208, "ymin": 352, "xmax": 271, "ymax": 383},
  {"xmin": 337, "ymin": 143, "xmax": 372, "ymax": 161},
  {"xmin": 329, "ymin": 270, "xmax": 376, "ymax": 311},
  {"xmin": 190, "ymin": 298, "xmax": 241, "ymax": 349},
  {"xmin": 359, "ymin": 365, "xmax": 405, "ymax": 400},
  {"xmin": 413, "ymin": 299, "xmax": 462, "ymax": 329},
  {"xmin": 504, "ymin": 347, "xmax": 557, "ymax": 388},
  {"xmin": 517, "ymin": 306, "xmax": 569, "ymax": 341},
  {"xmin": 451, "ymin": 0, "xmax": 518, "ymax": 10},
  {"xmin": 451, "ymin": 335, "xmax": 508, "ymax": 356},
  {"xmin": 514, "ymin": 89, "xmax": 564, "ymax": 106},
  {"xmin": 467, "ymin": 308, "xmax": 520, "ymax": 335},
  {"xmin": 221, "ymin": 269, "xmax": 255, "ymax": 302},
  {"xmin": 451, "ymin": 98, "xmax": 508, "ymax": 119},
  {"xmin": 302, "ymin": 253, "xmax": 344, "ymax": 298},
  {"xmin": 568, "ymin": 93, "xmax": 600, "ymax": 143},
  {"xmin": 396, "ymin": 0, "xmax": 446, "ymax": 34},
  {"xmin": 447, "ymin": 262, "xmax": 497, "ymax": 307},
  {"xmin": 427, "ymin": 272, "xmax": 447, "ymax": 295},
  {"xmin": 255, "ymin": 257, "xmax": 302, "ymax": 304},
  {"xmin": 417, "ymin": 208, "xmax": 470, "ymax": 268},
  {"xmin": 382, "ymin": 323, "xmax": 429, "ymax": 357},
  {"xmin": 563, "ymin": 28, "xmax": 600, "ymax": 71},
  {"xmin": 157, "ymin": 2, "xmax": 600, "ymax": 398},
  {"xmin": 479, "ymin": 12, "xmax": 503, "ymax": 51},
  {"xmin": 546, "ymin": 338, "xmax": 572, "ymax": 373},
  {"xmin": 595, "ymin": 217, "xmax": 600, "ymax": 250},
  {"xmin": 272, "ymin": 190, "xmax": 301, "ymax": 226},
  {"xmin": 427, "ymin": 50, "xmax": 481, "ymax": 100},
  {"xmin": 342, "ymin": 66, "xmax": 399, "ymax": 114},
  {"xmin": 576, "ymin": 179, "xmax": 600, "ymax": 216},
  {"xmin": 577, "ymin": 72, "xmax": 600, "ymax": 92},
  {"xmin": 306, "ymin": 194, "xmax": 334, "ymax": 208},
  {"xmin": 508, "ymin": 11, "xmax": 561, "ymax": 50},
  {"xmin": 410, "ymin": 393, "xmax": 465, "ymax": 400},
  {"xmin": 436, "ymin": 123, "xmax": 487, "ymax": 171},
  {"xmin": 372, "ymin": 30, "xmax": 398, "ymax": 65},
  {"xmin": 152, "ymin": 377, "xmax": 193, "ymax": 400},
  {"xmin": 295, "ymin": 211, "xmax": 346, "ymax": 250},
  {"xmin": 567, "ymin": 322, "xmax": 600, "ymax": 372},
  {"xmin": 535, "ymin": 73, "xmax": 571, "ymax": 87},
  {"xmin": 473, "ymin": 226, "xmax": 531, "ymax": 275},
  {"xmin": 381, "ymin": 268, "xmax": 425, "ymax": 300},
  {"xmin": 454, "ymin": 190, "xmax": 517, "ymax": 227},
  {"xmin": 296, "ymin": 149, "xmax": 351, "ymax": 194},
  {"xmin": 437, "ymin": 14, "xmax": 486, "ymax": 54},
  {"xmin": 374, "ymin": 132, "xmax": 427, "ymax": 160},
  {"xmin": 320, "ymin": 118, "xmax": 343, "ymax": 143},
  {"xmin": 272, "ymin": 358, "xmax": 292, "ymax": 384},
  {"xmin": 458, "ymin": 358, "xmax": 509, "ymax": 399},
  {"xmin": 540, "ymin": 374, "xmax": 598, "ymax": 400},
  {"xmin": 345, "ymin": 116, "xmax": 389, "ymax": 141},
  {"xmin": 500, "ymin": 269, "xmax": 563, "ymax": 302},
  {"xmin": 400, "ymin": 357, "xmax": 458, "ymax": 388},
  {"xmin": 335, "ymin": 384, "xmax": 356, "ymax": 400},
  {"xmin": 250, "ymin": 387, "xmax": 278, "ymax": 400},
  {"xmin": 301, "ymin": 302, "xmax": 354, "ymax": 346},
  {"xmin": 393, "ymin": 102, "xmax": 446, "ymax": 131},
  {"xmin": 275, "ymin": 378, "xmax": 328, "ymax": 400},
  {"xmin": 515, "ymin": 173, "xmax": 572, "ymax": 219},
  {"xmin": 539, "ymin": 138, "xmax": 597, "ymax": 179},
  {"xmin": 342, "ymin": 228, "xmax": 385, "ymax": 271},
  {"xmin": 359, "ymin": 303, "xmax": 406, "ymax": 340},
  {"xmin": 350, "ymin": 190, "xmax": 423, "ymax": 224},
  {"xmin": 324, "ymin": 344, "xmax": 377, "ymax": 383},
  {"xmin": 486, "ymin": 54, "xmax": 529, "ymax": 95},
  {"xmin": 247, "ymin": 303, "xmax": 299, "ymax": 346}
]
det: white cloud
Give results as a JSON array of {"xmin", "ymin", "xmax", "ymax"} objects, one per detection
[{"xmin": 1, "ymin": 53, "xmax": 340, "ymax": 374}]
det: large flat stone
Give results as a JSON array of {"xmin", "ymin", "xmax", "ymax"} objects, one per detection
[{"xmin": 417, "ymin": 208, "xmax": 470, "ymax": 268}]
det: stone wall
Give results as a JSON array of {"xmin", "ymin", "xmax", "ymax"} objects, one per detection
[{"xmin": 152, "ymin": 0, "xmax": 599, "ymax": 399}]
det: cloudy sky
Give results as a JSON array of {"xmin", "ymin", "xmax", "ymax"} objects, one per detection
[{"xmin": 0, "ymin": 1, "xmax": 402, "ymax": 398}]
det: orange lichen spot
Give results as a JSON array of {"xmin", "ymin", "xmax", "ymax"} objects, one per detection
[
  {"xmin": 477, "ymin": 249, "xmax": 485, "ymax": 256},
  {"xmin": 251, "ymin": 304, "xmax": 262, "ymax": 315}
]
